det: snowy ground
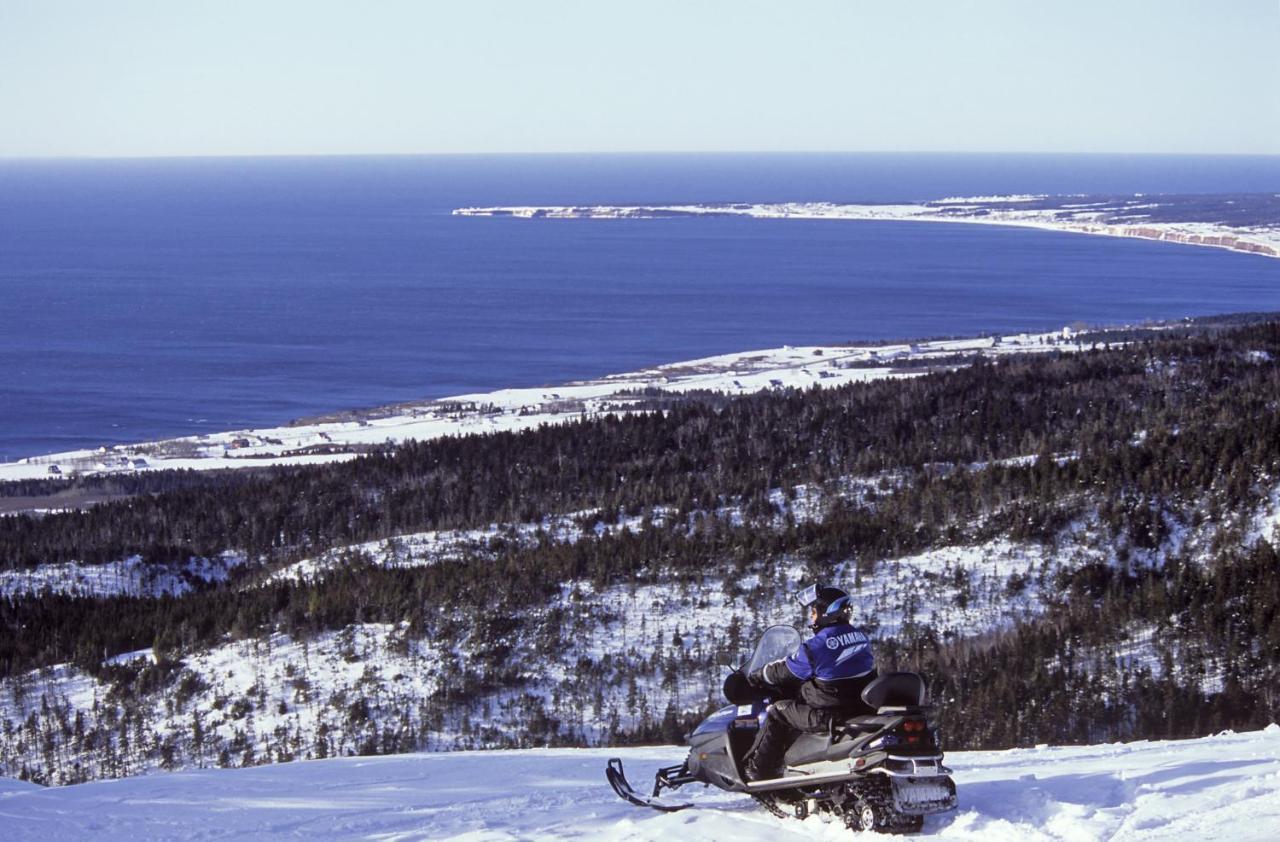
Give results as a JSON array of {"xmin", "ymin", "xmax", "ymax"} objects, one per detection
[
  {"xmin": 0, "ymin": 552, "xmax": 245, "ymax": 598},
  {"xmin": 0, "ymin": 331, "xmax": 1082, "ymax": 484},
  {"xmin": 265, "ymin": 511, "xmax": 604, "ymax": 585},
  {"xmin": 1, "ymin": 727, "xmax": 1276, "ymax": 840},
  {"xmin": 0, "ymin": 526, "xmax": 1108, "ymax": 781},
  {"xmin": 0, "ymin": 624, "xmax": 457, "ymax": 782},
  {"xmin": 0, "ymin": 535, "xmax": 1059, "ymax": 779}
]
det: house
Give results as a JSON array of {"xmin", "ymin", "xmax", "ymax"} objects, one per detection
[
  {"xmin": 48, "ymin": 465, "xmax": 62, "ymax": 475},
  {"xmin": 229, "ymin": 438, "xmax": 252, "ymax": 449},
  {"xmin": 131, "ymin": 458, "xmax": 148, "ymax": 468}
]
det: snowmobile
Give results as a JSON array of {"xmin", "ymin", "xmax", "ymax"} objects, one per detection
[{"xmin": 606, "ymin": 624, "xmax": 958, "ymax": 833}]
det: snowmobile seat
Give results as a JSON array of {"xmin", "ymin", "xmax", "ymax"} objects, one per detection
[
  {"xmin": 782, "ymin": 715, "xmax": 876, "ymax": 766},
  {"xmin": 784, "ymin": 731, "xmax": 842, "ymax": 766},
  {"xmin": 861, "ymin": 672, "xmax": 929, "ymax": 710}
]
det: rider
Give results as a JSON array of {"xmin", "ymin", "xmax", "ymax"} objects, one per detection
[{"xmin": 743, "ymin": 583, "xmax": 877, "ymax": 782}]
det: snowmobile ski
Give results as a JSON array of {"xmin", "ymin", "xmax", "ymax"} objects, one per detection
[{"xmin": 606, "ymin": 758, "xmax": 693, "ymax": 812}]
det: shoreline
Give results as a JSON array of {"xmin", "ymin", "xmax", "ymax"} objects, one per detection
[
  {"xmin": 6, "ymin": 195, "xmax": 1277, "ymax": 484},
  {"xmin": 453, "ymin": 197, "xmax": 1280, "ymax": 262},
  {"xmin": 0, "ymin": 327, "xmax": 1090, "ymax": 486}
]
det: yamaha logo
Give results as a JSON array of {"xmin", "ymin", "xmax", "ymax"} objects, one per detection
[{"xmin": 825, "ymin": 630, "xmax": 867, "ymax": 649}]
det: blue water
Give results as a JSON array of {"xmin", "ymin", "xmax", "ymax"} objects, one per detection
[{"xmin": 3, "ymin": 153, "xmax": 1280, "ymax": 460}]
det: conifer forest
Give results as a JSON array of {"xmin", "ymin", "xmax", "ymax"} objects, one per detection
[{"xmin": 3, "ymin": 315, "xmax": 1279, "ymax": 784}]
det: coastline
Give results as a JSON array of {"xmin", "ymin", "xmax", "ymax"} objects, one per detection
[
  {"xmin": 0, "ymin": 327, "xmax": 1085, "ymax": 486},
  {"xmin": 453, "ymin": 198, "xmax": 1280, "ymax": 262},
  {"xmin": 6, "ymin": 194, "xmax": 1277, "ymax": 488}
]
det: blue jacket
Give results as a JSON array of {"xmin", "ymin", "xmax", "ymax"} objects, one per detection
[
  {"xmin": 786, "ymin": 623, "xmax": 875, "ymax": 681},
  {"xmin": 759, "ymin": 622, "xmax": 876, "ymax": 711}
]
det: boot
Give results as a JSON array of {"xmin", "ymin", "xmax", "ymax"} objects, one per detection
[{"xmin": 743, "ymin": 717, "xmax": 791, "ymax": 781}]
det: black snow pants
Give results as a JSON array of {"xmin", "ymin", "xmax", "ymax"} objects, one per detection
[
  {"xmin": 743, "ymin": 674, "xmax": 877, "ymax": 781},
  {"xmin": 743, "ymin": 698, "xmax": 833, "ymax": 781}
]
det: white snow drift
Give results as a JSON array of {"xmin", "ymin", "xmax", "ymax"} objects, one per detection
[{"xmin": 0, "ymin": 726, "xmax": 1277, "ymax": 840}]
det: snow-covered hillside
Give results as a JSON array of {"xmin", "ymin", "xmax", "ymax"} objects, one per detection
[
  {"xmin": 1, "ymin": 727, "xmax": 1277, "ymax": 840},
  {"xmin": 4, "ymin": 474, "xmax": 1249, "ymax": 784},
  {"xmin": 0, "ymin": 552, "xmax": 246, "ymax": 598},
  {"xmin": 5, "ymin": 318, "xmax": 1278, "ymax": 794},
  {"xmin": 0, "ymin": 514, "xmax": 1124, "ymax": 784}
]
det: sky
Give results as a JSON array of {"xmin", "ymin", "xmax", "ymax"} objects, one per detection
[{"xmin": 0, "ymin": 0, "xmax": 1277, "ymax": 158}]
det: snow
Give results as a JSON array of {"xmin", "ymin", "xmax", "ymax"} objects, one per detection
[
  {"xmin": 267, "ymin": 510, "xmax": 611, "ymax": 585},
  {"xmin": 1109, "ymin": 626, "xmax": 1165, "ymax": 677},
  {"xmin": 0, "ymin": 552, "xmax": 246, "ymax": 598},
  {"xmin": 557, "ymin": 535, "xmax": 1066, "ymax": 674},
  {"xmin": 0, "ymin": 626, "xmax": 455, "ymax": 781},
  {"xmin": 851, "ymin": 539, "xmax": 1059, "ymax": 639},
  {"xmin": 0, "ymin": 332, "xmax": 1083, "ymax": 486},
  {"xmin": 0, "ymin": 515, "xmax": 1108, "ymax": 779},
  {"xmin": 454, "ymin": 200, "xmax": 1280, "ymax": 261},
  {"xmin": 1244, "ymin": 482, "xmax": 1280, "ymax": 547},
  {"xmin": 933, "ymin": 194, "xmax": 1048, "ymax": 204},
  {"xmin": 0, "ymin": 728, "xmax": 1277, "ymax": 840},
  {"xmin": 3, "ymin": 460, "xmax": 1204, "ymax": 784}
]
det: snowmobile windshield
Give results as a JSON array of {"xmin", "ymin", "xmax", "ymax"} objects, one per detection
[{"xmin": 744, "ymin": 625, "xmax": 803, "ymax": 673}]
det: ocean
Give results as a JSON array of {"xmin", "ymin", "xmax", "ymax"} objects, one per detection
[{"xmin": 2, "ymin": 152, "xmax": 1280, "ymax": 460}]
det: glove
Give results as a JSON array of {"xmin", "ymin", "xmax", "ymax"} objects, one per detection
[
  {"xmin": 723, "ymin": 670, "xmax": 758, "ymax": 704},
  {"xmin": 747, "ymin": 668, "xmax": 768, "ymax": 689}
]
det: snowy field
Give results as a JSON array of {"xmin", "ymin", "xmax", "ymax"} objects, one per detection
[{"xmin": 1, "ymin": 727, "xmax": 1276, "ymax": 840}]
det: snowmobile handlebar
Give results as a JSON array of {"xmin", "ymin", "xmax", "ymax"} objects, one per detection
[{"xmin": 723, "ymin": 669, "xmax": 770, "ymax": 705}]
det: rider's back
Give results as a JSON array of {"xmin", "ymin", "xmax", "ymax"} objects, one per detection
[{"xmin": 788, "ymin": 623, "xmax": 877, "ymax": 713}]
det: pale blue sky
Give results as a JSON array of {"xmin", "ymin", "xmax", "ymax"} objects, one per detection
[{"xmin": 1, "ymin": 0, "xmax": 1276, "ymax": 157}]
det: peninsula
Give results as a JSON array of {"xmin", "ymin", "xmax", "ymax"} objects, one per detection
[{"xmin": 455, "ymin": 193, "xmax": 1280, "ymax": 260}]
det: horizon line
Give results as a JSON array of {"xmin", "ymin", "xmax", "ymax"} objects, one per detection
[{"xmin": 3, "ymin": 149, "xmax": 1280, "ymax": 163}]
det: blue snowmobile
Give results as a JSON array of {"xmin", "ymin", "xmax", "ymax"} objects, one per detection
[{"xmin": 607, "ymin": 624, "xmax": 958, "ymax": 833}]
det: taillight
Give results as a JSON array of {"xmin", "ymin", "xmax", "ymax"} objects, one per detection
[{"xmin": 900, "ymin": 718, "xmax": 927, "ymax": 744}]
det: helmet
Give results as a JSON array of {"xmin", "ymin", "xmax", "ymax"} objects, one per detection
[{"xmin": 795, "ymin": 582, "xmax": 852, "ymax": 631}]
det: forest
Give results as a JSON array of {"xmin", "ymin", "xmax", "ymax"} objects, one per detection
[{"xmin": 2, "ymin": 316, "xmax": 1279, "ymax": 783}]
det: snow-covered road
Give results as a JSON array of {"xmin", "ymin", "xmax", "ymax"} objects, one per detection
[{"xmin": 1, "ymin": 728, "xmax": 1277, "ymax": 840}]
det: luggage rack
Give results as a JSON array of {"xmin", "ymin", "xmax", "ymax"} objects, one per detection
[{"xmin": 881, "ymin": 754, "xmax": 951, "ymax": 777}]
